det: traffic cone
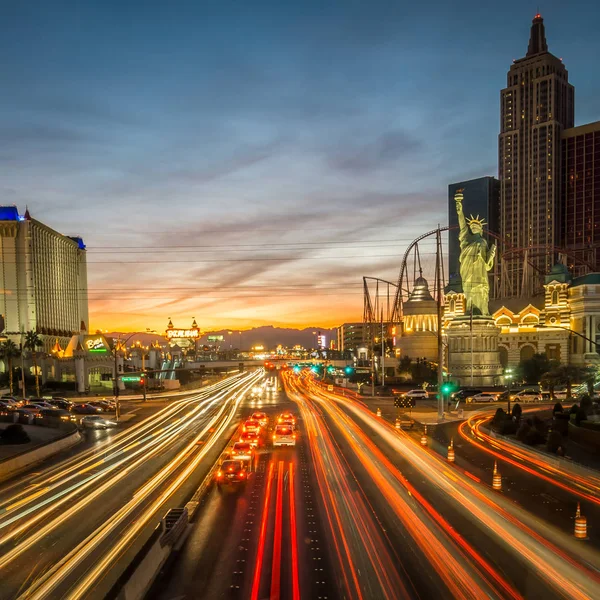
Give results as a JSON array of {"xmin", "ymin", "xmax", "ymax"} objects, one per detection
[
  {"xmin": 492, "ymin": 461, "xmax": 502, "ymax": 491},
  {"xmin": 447, "ymin": 439, "xmax": 455, "ymax": 462},
  {"xmin": 420, "ymin": 425, "xmax": 427, "ymax": 447},
  {"xmin": 395, "ymin": 417, "xmax": 401, "ymax": 429},
  {"xmin": 376, "ymin": 407, "xmax": 382, "ymax": 417},
  {"xmin": 574, "ymin": 503, "xmax": 588, "ymax": 540}
]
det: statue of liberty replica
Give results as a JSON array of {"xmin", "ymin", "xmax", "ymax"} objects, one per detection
[
  {"xmin": 455, "ymin": 189, "xmax": 496, "ymax": 315},
  {"xmin": 446, "ymin": 189, "xmax": 502, "ymax": 386}
]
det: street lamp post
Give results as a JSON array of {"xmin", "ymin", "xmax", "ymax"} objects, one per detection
[
  {"xmin": 505, "ymin": 368, "xmax": 513, "ymax": 414},
  {"xmin": 112, "ymin": 333, "xmax": 137, "ymax": 421}
]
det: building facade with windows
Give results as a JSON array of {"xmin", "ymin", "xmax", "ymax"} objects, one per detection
[
  {"xmin": 499, "ymin": 14, "xmax": 575, "ymax": 297},
  {"xmin": 561, "ymin": 121, "xmax": 600, "ymax": 276},
  {"xmin": 0, "ymin": 206, "xmax": 89, "ymax": 351}
]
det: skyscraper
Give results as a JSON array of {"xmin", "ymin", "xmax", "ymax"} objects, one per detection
[
  {"xmin": 448, "ymin": 177, "xmax": 500, "ymax": 292},
  {"xmin": 561, "ymin": 121, "xmax": 600, "ymax": 276},
  {"xmin": 499, "ymin": 14, "xmax": 574, "ymax": 298}
]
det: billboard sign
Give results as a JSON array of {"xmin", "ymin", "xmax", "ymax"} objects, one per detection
[{"xmin": 207, "ymin": 335, "xmax": 224, "ymax": 342}]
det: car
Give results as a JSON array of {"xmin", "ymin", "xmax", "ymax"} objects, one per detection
[
  {"xmin": 1, "ymin": 395, "xmax": 21, "ymax": 407},
  {"xmin": 243, "ymin": 419, "xmax": 261, "ymax": 434},
  {"xmin": 278, "ymin": 412, "xmax": 296, "ymax": 425},
  {"xmin": 251, "ymin": 412, "xmax": 268, "ymax": 427},
  {"xmin": 40, "ymin": 408, "xmax": 77, "ymax": 422},
  {"xmin": 511, "ymin": 389, "xmax": 542, "ymax": 403},
  {"xmin": 471, "ymin": 392, "xmax": 499, "ymax": 402},
  {"xmin": 72, "ymin": 403, "xmax": 103, "ymax": 414},
  {"xmin": 216, "ymin": 460, "xmax": 249, "ymax": 486},
  {"xmin": 231, "ymin": 442, "xmax": 254, "ymax": 461},
  {"xmin": 27, "ymin": 399, "xmax": 55, "ymax": 410},
  {"xmin": 0, "ymin": 400, "xmax": 16, "ymax": 413},
  {"xmin": 21, "ymin": 403, "xmax": 45, "ymax": 413},
  {"xmin": 88, "ymin": 401, "xmax": 113, "ymax": 412},
  {"xmin": 80, "ymin": 415, "xmax": 117, "ymax": 429},
  {"xmin": 402, "ymin": 389, "xmax": 429, "ymax": 400},
  {"xmin": 273, "ymin": 424, "xmax": 296, "ymax": 447},
  {"xmin": 48, "ymin": 399, "xmax": 73, "ymax": 410},
  {"xmin": 451, "ymin": 389, "xmax": 483, "ymax": 402},
  {"xmin": 239, "ymin": 431, "xmax": 260, "ymax": 447}
]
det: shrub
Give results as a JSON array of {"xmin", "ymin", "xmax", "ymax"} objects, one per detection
[
  {"xmin": 580, "ymin": 395, "xmax": 593, "ymax": 415},
  {"xmin": 569, "ymin": 404, "xmax": 579, "ymax": 415},
  {"xmin": 552, "ymin": 412, "xmax": 570, "ymax": 435},
  {"xmin": 532, "ymin": 415, "xmax": 547, "ymax": 433},
  {"xmin": 492, "ymin": 408, "xmax": 506, "ymax": 426},
  {"xmin": 546, "ymin": 430, "xmax": 563, "ymax": 454},
  {"xmin": 511, "ymin": 403, "xmax": 522, "ymax": 421},
  {"xmin": 498, "ymin": 419, "xmax": 518, "ymax": 435},
  {"xmin": 516, "ymin": 422, "xmax": 531, "ymax": 442},
  {"xmin": 575, "ymin": 409, "xmax": 588, "ymax": 426},
  {"xmin": 552, "ymin": 402, "xmax": 563, "ymax": 415},
  {"xmin": 524, "ymin": 427, "xmax": 545, "ymax": 446},
  {"xmin": 0, "ymin": 423, "xmax": 30, "ymax": 445}
]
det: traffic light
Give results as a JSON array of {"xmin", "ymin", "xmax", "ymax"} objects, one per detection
[
  {"xmin": 327, "ymin": 366, "xmax": 334, "ymax": 373},
  {"xmin": 293, "ymin": 365, "xmax": 301, "ymax": 374},
  {"xmin": 345, "ymin": 366, "xmax": 354, "ymax": 375},
  {"xmin": 441, "ymin": 383, "xmax": 452, "ymax": 395}
]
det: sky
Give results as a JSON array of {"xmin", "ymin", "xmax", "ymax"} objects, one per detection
[{"xmin": 2, "ymin": 0, "xmax": 599, "ymax": 332}]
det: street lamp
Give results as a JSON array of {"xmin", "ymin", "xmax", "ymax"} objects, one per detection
[
  {"xmin": 505, "ymin": 367, "xmax": 513, "ymax": 413},
  {"xmin": 112, "ymin": 333, "xmax": 138, "ymax": 420}
]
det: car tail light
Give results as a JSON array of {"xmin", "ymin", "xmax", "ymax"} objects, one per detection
[
  {"xmin": 272, "ymin": 434, "xmax": 276, "ymax": 440},
  {"xmin": 293, "ymin": 434, "xmax": 296, "ymax": 439},
  {"xmin": 239, "ymin": 472, "xmax": 245, "ymax": 478},
  {"xmin": 216, "ymin": 471, "xmax": 223, "ymax": 478}
]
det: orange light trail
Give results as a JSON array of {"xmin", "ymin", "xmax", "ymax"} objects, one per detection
[
  {"xmin": 289, "ymin": 462, "xmax": 300, "ymax": 600},
  {"xmin": 270, "ymin": 460, "xmax": 284, "ymax": 600},
  {"xmin": 250, "ymin": 460, "xmax": 275, "ymax": 600}
]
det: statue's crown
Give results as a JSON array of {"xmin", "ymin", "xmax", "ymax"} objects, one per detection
[{"xmin": 467, "ymin": 214, "xmax": 487, "ymax": 228}]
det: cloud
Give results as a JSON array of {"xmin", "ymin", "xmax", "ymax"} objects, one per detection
[{"xmin": 328, "ymin": 130, "xmax": 424, "ymax": 173}]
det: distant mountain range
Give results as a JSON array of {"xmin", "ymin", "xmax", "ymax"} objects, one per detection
[{"xmin": 101, "ymin": 326, "xmax": 337, "ymax": 350}]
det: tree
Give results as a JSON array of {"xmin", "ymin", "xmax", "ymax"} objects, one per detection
[
  {"xmin": 398, "ymin": 355, "xmax": 412, "ymax": 372},
  {"xmin": 544, "ymin": 364, "xmax": 582, "ymax": 399},
  {"xmin": 24, "ymin": 330, "xmax": 43, "ymax": 397},
  {"xmin": 580, "ymin": 365, "xmax": 598, "ymax": 396},
  {"xmin": 516, "ymin": 353, "xmax": 555, "ymax": 385},
  {"xmin": 0, "ymin": 340, "xmax": 20, "ymax": 396}
]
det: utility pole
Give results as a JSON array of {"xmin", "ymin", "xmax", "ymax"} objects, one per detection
[
  {"xmin": 436, "ymin": 228, "xmax": 444, "ymax": 420},
  {"xmin": 20, "ymin": 329, "xmax": 26, "ymax": 399},
  {"xmin": 381, "ymin": 308, "xmax": 385, "ymax": 388}
]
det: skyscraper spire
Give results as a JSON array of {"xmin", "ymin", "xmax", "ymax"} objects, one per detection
[{"xmin": 527, "ymin": 13, "xmax": 548, "ymax": 57}]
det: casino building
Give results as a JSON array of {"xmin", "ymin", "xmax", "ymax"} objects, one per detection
[{"xmin": 0, "ymin": 205, "xmax": 89, "ymax": 351}]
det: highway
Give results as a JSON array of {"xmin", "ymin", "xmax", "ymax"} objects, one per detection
[
  {"xmin": 287, "ymin": 374, "xmax": 600, "ymax": 599},
  {"xmin": 0, "ymin": 370, "xmax": 262, "ymax": 600},
  {"xmin": 151, "ymin": 377, "xmax": 337, "ymax": 600}
]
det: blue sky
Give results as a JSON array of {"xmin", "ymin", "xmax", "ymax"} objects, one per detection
[{"xmin": 1, "ymin": 0, "xmax": 599, "ymax": 331}]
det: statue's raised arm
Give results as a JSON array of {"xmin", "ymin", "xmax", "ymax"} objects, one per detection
[{"xmin": 455, "ymin": 189, "xmax": 469, "ymax": 249}]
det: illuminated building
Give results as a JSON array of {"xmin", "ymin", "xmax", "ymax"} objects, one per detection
[
  {"xmin": 561, "ymin": 121, "xmax": 600, "ymax": 276},
  {"xmin": 448, "ymin": 177, "xmax": 500, "ymax": 291},
  {"xmin": 396, "ymin": 276, "xmax": 439, "ymax": 363},
  {"xmin": 0, "ymin": 206, "xmax": 88, "ymax": 350},
  {"xmin": 499, "ymin": 14, "xmax": 574, "ymax": 297},
  {"xmin": 445, "ymin": 264, "xmax": 600, "ymax": 368}
]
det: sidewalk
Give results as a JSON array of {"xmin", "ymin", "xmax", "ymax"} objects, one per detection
[{"xmin": 360, "ymin": 397, "xmax": 472, "ymax": 425}]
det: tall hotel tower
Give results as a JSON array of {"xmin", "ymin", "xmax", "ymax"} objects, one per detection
[{"xmin": 499, "ymin": 14, "xmax": 574, "ymax": 297}]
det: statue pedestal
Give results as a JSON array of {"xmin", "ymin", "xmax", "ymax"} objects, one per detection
[{"xmin": 446, "ymin": 316, "xmax": 503, "ymax": 387}]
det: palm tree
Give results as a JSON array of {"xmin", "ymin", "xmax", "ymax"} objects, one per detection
[
  {"xmin": 542, "ymin": 364, "xmax": 582, "ymax": 399},
  {"xmin": 0, "ymin": 340, "xmax": 21, "ymax": 396},
  {"xmin": 24, "ymin": 330, "xmax": 44, "ymax": 397}
]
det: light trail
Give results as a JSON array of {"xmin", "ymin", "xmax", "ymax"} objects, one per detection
[
  {"xmin": 459, "ymin": 413, "xmax": 600, "ymax": 505},
  {"xmin": 18, "ymin": 372, "xmax": 263, "ymax": 599},
  {"xmin": 303, "ymin": 377, "xmax": 600, "ymax": 600},
  {"xmin": 286, "ymin": 375, "xmax": 414, "ymax": 600},
  {"xmin": 250, "ymin": 461, "xmax": 275, "ymax": 600},
  {"xmin": 270, "ymin": 461, "xmax": 284, "ymax": 600},
  {"xmin": 289, "ymin": 462, "xmax": 300, "ymax": 600}
]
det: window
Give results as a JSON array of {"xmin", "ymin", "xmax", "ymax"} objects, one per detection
[{"xmin": 551, "ymin": 290, "xmax": 559, "ymax": 305}]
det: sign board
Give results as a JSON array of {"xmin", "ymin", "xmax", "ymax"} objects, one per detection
[
  {"xmin": 207, "ymin": 335, "xmax": 224, "ymax": 342},
  {"xmin": 166, "ymin": 329, "xmax": 200, "ymax": 340},
  {"xmin": 84, "ymin": 335, "xmax": 108, "ymax": 353},
  {"xmin": 122, "ymin": 375, "xmax": 141, "ymax": 382}
]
